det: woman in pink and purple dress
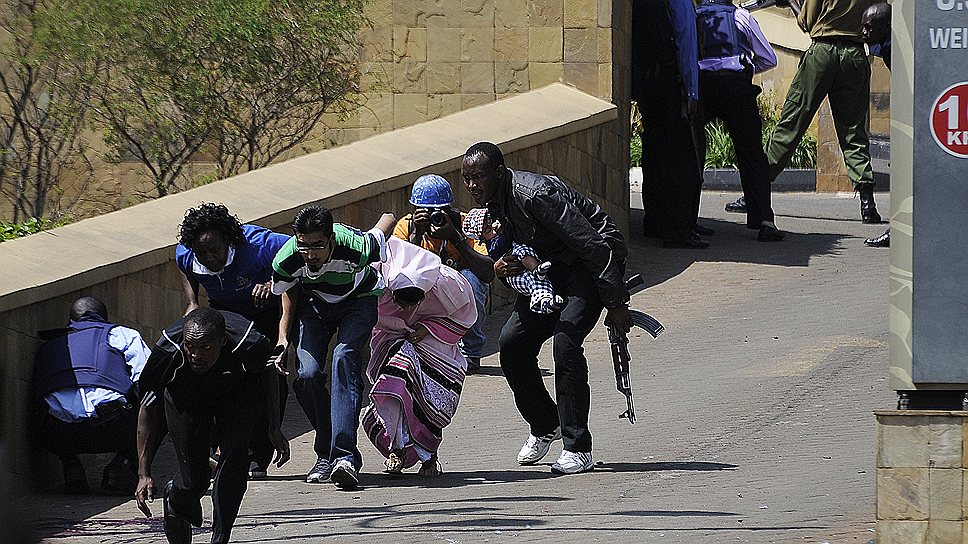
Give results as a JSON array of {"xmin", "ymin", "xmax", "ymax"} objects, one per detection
[{"xmin": 361, "ymin": 237, "xmax": 478, "ymax": 476}]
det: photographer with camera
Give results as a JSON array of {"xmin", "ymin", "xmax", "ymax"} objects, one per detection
[{"xmin": 393, "ymin": 175, "xmax": 495, "ymax": 374}]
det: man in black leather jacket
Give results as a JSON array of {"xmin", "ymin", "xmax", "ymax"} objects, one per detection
[{"xmin": 461, "ymin": 141, "xmax": 632, "ymax": 475}]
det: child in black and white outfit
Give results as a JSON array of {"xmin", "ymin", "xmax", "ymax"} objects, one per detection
[{"xmin": 462, "ymin": 208, "xmax": 565, "ymax": 314}]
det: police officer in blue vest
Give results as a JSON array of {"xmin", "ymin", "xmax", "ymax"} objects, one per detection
[
  {"xmin": 698, "ymin": 0, "xmax": 786, "ymax": 242},
  {"xmin": 33, "ymin": 296, "xmax": 151, "ymax": 494}
]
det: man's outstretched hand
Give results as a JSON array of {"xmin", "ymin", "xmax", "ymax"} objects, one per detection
[{"xmin": 135, "ymin": 475, "xmax": 155, "ymax": 518}]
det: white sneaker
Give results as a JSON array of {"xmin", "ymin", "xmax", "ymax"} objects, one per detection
[
  {"xmin": 551, "ymin": 450, "xmax": 594, "ymax": 474},
  {"xmin": 330, "ymin": 459, "xmax": 359, "ymax": 489},
  {"xmin": 516, "ymin": 428, "xmax": 562, "ymax": 465}
]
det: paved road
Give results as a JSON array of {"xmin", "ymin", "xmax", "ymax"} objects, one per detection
[{"xmin": 23, "ymin": 191, "xmax": 895, "ymax": 544}]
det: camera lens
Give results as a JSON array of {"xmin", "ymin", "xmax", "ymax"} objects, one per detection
[{"xmin": 430, "ymin": 210, "xmax": 447, "ymax": 227}]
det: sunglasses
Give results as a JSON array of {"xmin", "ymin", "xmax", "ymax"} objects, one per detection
[{"xmin": 296, "ymin": 240, "xmax": 329, "ymax": 254}]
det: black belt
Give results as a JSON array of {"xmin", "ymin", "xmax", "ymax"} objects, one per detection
[
  {"xmin": 812, "ymin": 36, "xmax": 863, "ymax": 47},
  {"xmin": 702, "ymin": 68, "xmax": 753, "ymax": 77}
]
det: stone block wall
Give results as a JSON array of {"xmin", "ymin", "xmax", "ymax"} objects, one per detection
[
  {"xmin": 324, "ymin": 0, "xmax": 631, "ymax": 208},
  {"xmin": 876, "ymin": 410, "xmax": 968, "ymax": 543}
]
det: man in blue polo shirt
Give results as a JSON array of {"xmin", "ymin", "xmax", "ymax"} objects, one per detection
[{"xmin": 175, "ymin": 203, "xmax": 290, "ymax": 479}]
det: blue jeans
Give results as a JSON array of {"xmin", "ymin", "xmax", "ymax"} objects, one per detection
[
  {"xmin": 293, "ymin": 295, "xmax": 377, "ymax": 470},
  {"xmin": 458, "ymin": 268, "xmax": 489, "ymax": 360}
]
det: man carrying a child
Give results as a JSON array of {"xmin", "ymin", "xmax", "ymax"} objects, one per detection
[{"xmin": 460, "ymin": 142, "xmax": 632, "ymax": 475}]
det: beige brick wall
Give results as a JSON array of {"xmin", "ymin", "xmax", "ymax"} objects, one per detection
[
  {"xmin": 337, "ymin": 0, "xmax": 630, "ymax": 204},
  {"xmin": 875, "ymin": 411, "xmax": 968, "ymax": 543},
  {"xmin": 351, "ymin": 0, "xmax": 624, "ymax": 127}
]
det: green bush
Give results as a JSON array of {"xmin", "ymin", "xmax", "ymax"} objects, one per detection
[
  {"xmin": 0, "ymin": 217, "xmax": 73, "ymax": 242},
  {"xmin": 630, "ymin": 131, "xmax": 643, "ymax": 168},
  {"xmin": 631, "ymin": 94, "xmax": 818, "ymax": 170}
]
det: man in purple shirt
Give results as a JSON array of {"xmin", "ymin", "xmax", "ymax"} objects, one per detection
[{"xmin": 698, "ymin": 0, "xmax": 785, "ymax": 242}]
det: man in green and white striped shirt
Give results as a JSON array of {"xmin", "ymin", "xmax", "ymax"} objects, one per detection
[{"xmin": 270, "ymin": 205, "xmax": 395, "ymax": 489}]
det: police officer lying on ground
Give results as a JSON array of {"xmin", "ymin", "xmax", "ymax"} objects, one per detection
[{"xmin": 134, "ymin": 308, "xmax": 289, "ymax": 544}]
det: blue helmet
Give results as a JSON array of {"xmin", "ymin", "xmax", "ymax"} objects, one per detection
[{"xmin": 409, "ymin": 174, "xmax": 454, "ymax": 207}]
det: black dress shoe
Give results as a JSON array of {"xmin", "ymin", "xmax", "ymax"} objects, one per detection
[
  {"xmin": 757, "ymin": 225, "xmax": 786, "ymax": 242},
  {"xmin": 865, "ymin": 229, "xmax": 891, "ymax": 247},
  {"xmin": 101, "ymin": 454, "xmax": 138, "ymax": 495},
  {"xmin": 663, "ymin": 237, "xmax": 710, "ymax": 249},
  {"xmin": 694, "ymin": 224, "xmax": 715, "ymax": 236},
  {"xmin": 725, "ymin": 196, "xmax": 746, "ymax": 213}
]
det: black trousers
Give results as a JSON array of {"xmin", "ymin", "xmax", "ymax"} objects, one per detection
[
  {"xmin": 165, "ymin": 378, "xmax": 264, "ymax": 544},
  {"xmin": 245, "ymin": 310, "xmax": 287, "ymax": 470},
  {"xmin": 37, "ymin": 401, "xmax": 138, "ymax": 463},
  {"xmin": 636, "ymin": 64, "xmax": 703, "ymax": 244},
  {"xmin": 498, "ymin": 265, "xmax": 604, "ymax": 453},
  {"xmin": 700, "ymin": 70, "xmax": 775, "ymax": 228}
]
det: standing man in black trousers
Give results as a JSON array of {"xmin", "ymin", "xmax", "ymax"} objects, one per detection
[
  {"xmin": 697, "ymin": 0, "xmax": 785, "ymax": 242},
  {"xmin": 134, "ymin": 308, "xmax": 289, "ymax": 544},
  {"xmin": 461, "ymin": 142, "xmax": 632, "ymax": 475},
  {"xmin": 632, "ymin": 0, "xmax": 708, "ymax": 249}
]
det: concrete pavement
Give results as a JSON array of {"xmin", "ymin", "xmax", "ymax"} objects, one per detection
[{"xmin": 22, "ymin": 190, "xmax": 895, "ymax": 544}]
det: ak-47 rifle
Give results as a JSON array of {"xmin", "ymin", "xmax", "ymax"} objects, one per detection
[{"xmin": 607, "ymin": 275, "xmax": 665, "ymax": 425}]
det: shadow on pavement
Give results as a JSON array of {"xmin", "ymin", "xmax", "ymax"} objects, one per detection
[
  {"xmin": 595, "ymin": 461, "xmax": 738, "ymax": 473},
  {"xmin": 361, "ymin": 468, "xmax": 556, "ymax": 489},
  {"xmin": 628, "ymin": 209, "xmax": 851, "ymax": 290}
]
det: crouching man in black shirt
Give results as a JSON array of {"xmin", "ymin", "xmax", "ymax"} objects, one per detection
[{"xmin": 134, "ymin": 308, "xmax": 289, "ymax": 544}]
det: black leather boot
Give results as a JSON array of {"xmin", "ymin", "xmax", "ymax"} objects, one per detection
[{"xmin": 858, "ymin": 184, "xmax": 882, "ymax": 223}]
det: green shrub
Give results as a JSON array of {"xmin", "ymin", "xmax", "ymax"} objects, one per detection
[
  {"xmin": 0, "ymin": 217, "xmax": 74, "ymax": 242},
  {"xmin": 630, "ymin": 130, "xmax": 643, "ymax": 168},
  {"xmin": 703, "ymin": 120, "xmax": 737, "ymax": 169},
  {"xmin": 630, "ymin": 94, "xmax": 818, "ymax": 170}
]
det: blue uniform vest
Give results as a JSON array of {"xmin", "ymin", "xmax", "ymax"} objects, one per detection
[
  {"xmin": 34, "ymin": 319, "xmax": 133, "ymax": 399},
  {"xmin": 697, "ymin": 0, "xmax": 752, "ymax": 66}
]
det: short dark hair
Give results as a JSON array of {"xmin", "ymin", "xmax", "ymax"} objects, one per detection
[
  {"xmin": 464, "ymin": 142, "xmax": 505, "ymax": 168},
  {"xmin": 292, "ymin": 205, "xmax": 334, "ymax": 236},
  {"xmin": 184, "ymin": 307, "xmax": 226, "ymax": 337},
  {"xmin": 178, "ymin": 203, "xmax": 246, "ymax": 248},
  {"xmin": 70, "ymin": 296, "xmax": 108, "ymax": 321}
]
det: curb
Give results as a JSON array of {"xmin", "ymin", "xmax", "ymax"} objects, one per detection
[{"xmin": 629, "ymin": 167, "xmax": 891, "ymax": 193}]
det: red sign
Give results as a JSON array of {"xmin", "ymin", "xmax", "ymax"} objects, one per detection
[{"xmin": 931, "ymin": 82, "xmax": 968, "ymax": 158}]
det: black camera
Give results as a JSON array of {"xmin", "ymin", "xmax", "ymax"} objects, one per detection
[{"xmin": 429, "ymin": 209, "xmax": 449, "ymax": 227}]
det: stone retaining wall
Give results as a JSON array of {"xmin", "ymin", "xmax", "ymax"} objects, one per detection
[{"xmin": 876, "ymin": 410, "xmax": 968, "ymax": 543}]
